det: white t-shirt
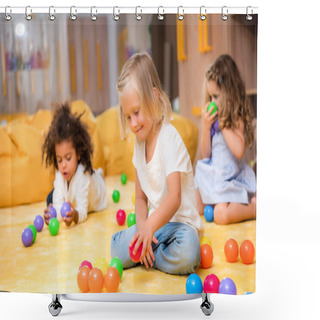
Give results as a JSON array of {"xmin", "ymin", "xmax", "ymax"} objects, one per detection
[
  {"xmin": 52, "ymin": 163, "xmax": 107, "ymax": 223},
  {"xmin": 133, "ymin": 122, "xmax": 203, "ymax": 237}
]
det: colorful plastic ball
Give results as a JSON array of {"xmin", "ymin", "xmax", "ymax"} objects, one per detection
[
  {"xmin": 21, "ymin": 228, "xmax": 33, "ymax": 247},
  {"xmin": 207, "ymin": 101, "xmax": 217, "ymax": 115},
  {"xmin": 109, "ymin": 257, "xmax": 123, "ymax": 279},
  {"xmin": 131, "ymin": 191, "xmax": 135, "ymax": 205},
  {"xmin": 129, "ymin": 239, "xmax": 142, "ymax": 263},
  {"xmin": 104, "ymin": 266, "xmax": 120, "ymax": 293},
  {"xmin": 77, "ymin": 265, "xmax": 90, "ymax": 293},
  {"xmin": 203, "ymin": 274, "xmax": 220, "ymax": 293},
  {"xmin": 48, "ymin": 206, "xmax": 57, "ymax": 219},
  {"xmin": 200, "ymin": 244, "xmax": 213, "ymax": 269},
  {"xmin": 28, "ymin": 224, "xmax": 37, "ymax": 244},
  {"xmin": 224, "ymin": 238, "xmax": 239, "ymax": 263},
  {"xmin": 112, "ymin": 189, "xmax": 120, "ymax": 203},
  {"xmin": 79, "ymin": 260, "xmax": 92, "ymax": 270},
  {"xmin": 93, "ymin": 257, "xmax": 108, "ymax": 275},
  {"xmin": 200, "ymin": 236, "xmax": 212, "ymax": 247},
  {"xmin": 60, "ymin": 202, "xmax": 71, "ymax": 218},
  {"xmin": 116, "ymin": 209, "xmax": 126, "ymax": 226},
  {"xmin": 244, "ymin": 291, "xmax": 253, "ymax": 295},
  {"xmin": 120, "ymin": 173, "xmax": 127, "ymax": 185},
  {"xmin": 219, "ymin": 277, "xmax": 237, "ymax": 295},
  {"xmin": 213, "ymin": 119, "xmax": 220, "ymax": 132},
  {"xmin": 204, "ymin": 205, "xmax": 214, "ymax": 222},
  {"xmin": 127, "ymin": 212, "xmax": 136, "ymax": 228},
  {"xmin": 186, "ymin": 274, "xmax": 203, "ymax": 294},
  {"xmin": 34, "ymin": 215, "xmax": 44, "ymax": 232},
  {"xmin": 88, "ymin": 267, "xmax": 104, "ymax": 293},
  {"xmin": 240, "ymin": 240, "xmax": 255, "ymax": 264},
  {"xmin": 48, "ymin": 217, "xmax": 59, "ymax": 236}
]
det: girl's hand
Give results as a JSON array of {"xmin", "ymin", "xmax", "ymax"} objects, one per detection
[
  {"xmin": 203, "ymin": 102, "xmax": 218, "ymax": 132},
  {"xmin": 44, "ymin": 204, "xmax": 52, "ymax": 225},
  {"xmin": 63, "ymin": 202, "xmax": 79, "ymax": 227}
]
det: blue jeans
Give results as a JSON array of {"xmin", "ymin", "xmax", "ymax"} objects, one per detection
[{"xmin": 110, "ymin": 222, "xmax": 201, "ymax": 275}]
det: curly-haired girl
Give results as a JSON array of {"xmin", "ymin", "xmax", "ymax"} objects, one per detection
[
  {"xmin": 42, "ymin": 103, "xmax": 107, "ymax": 226},
  {"xmin": 194, "ymin": 54, "xmax": 256, "ymax": 224}
]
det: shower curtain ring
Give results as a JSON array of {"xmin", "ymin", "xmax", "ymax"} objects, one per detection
[
  {"xmin": 90, "ymin": 6, "xmax": 97, "ymax": 21},
  {"xmin": 177, "ymin": 6, "xmax": 184, "ymax": 21},
  {"xmin": 200, "ymin": 6, "xmax": 207, "ymax": 21},
  {"xmin": 157, "ymin": 6, "xmax": 164, "ymax": 21},
  {"xmin": 246, "ymin": 6, "xmax": 253, "ymax": 21},
  {"xmin": 25, "ymin": 6, "xmax": 32, "ymax": 21},
  {"xmin": 49, "ymin": 6, "xmax": 56, "ymax": 21},
  {"xmin": 4, "ymin": 6, "xmax": 12, "ymax": 21},
  {"xmin": 221, "ymin": 6, "xmax": 228, "ymax": 21},
  {"xmin": 135, "ymin": 6, "xmax": 142, "ymax": 21},
  {"xmin": 113, "ymin": 6, "xmax": 120, "ymax": 21},
  {"xmin": 70, "ymin": 6, "xmax": 77, "ymax": 21}
]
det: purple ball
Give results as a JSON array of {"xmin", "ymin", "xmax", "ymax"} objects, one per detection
[
  {"xmin": 210, "ymin": 124, "xmax": 215, "ymax": 138},
  {"xmin": 34, "ymin": 215, "xmax": 44, "ymax": 232},
  {"xmin": 219, "ymin": 277, "xmax": 237, "ymax": 295},
  {"xmin": 61, "ymin": 202, "xmax": 71, "ymax": 218},
  {"xmin": 48, "ymin": 206, "xmax": 57, "ymax": 219},
  {"xmin": 22, "ymin": 228, "xmax": 33, "ymax": 247},
  {"xmin": 213, "ymin": 119, "xmax": 220, "ymax": 132}
]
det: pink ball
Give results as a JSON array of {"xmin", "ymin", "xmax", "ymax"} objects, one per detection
[
  {"xmin": 116, "ymin": 209, "xmax": 126, "ymax": 226},
  {"xmin": 203, "ymin": 274, "xmax": 220, "ymax": 293},
  {"xmin": 129, "ymin": 239, "xmax": 143, "ymax": 263},
  {"xmin": 79, "ymin": 260, "xmax": 92, "ymax": 270}
]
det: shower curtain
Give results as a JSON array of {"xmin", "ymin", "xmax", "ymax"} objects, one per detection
[{"xmin": 0, "ymin": 10, "xmax": 257, "ymax": 297}]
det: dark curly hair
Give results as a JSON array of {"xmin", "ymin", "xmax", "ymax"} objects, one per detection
[{"xmin": 42, "ymin": 103, "xmax": 94, "ymax": 175}]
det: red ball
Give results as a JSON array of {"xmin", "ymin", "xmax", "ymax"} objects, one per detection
[
  {"xmin": 224, "ymin": 239, "xmax": 239, "ymax": 263},
  {"xmin": 240, "ymin": 240, "xmax": 255, "ymax": 264},
  {"xmin": 104, "ymin": 267, "xmax": 120, "ymax": 293},
  {"xmin": 129, "ymin": 239, "xmax": 143, "ymax": 263},
  {"xmin": 79, "ymin": 260, "xmax": 92, "ymax": 270},
  {"xmin": 88, "ymin": 267, "xmax": 104, "ymax": 293},
  {"xmin": 116, "ymin": 209, "xmax": 126, "ymax": 226},
  {"xmin": 203, "ymin": 274, "xmax": 220, "ymax": 293},
  {"xmin": 77, "ymin": 266, "xmax": 90, "ymax": 293},
  {"xmin": 200, "ymin": 244, "xmax": 213, "ymax": 269}
]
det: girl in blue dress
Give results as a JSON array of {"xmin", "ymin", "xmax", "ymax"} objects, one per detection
[{"xmin": 194, "ymin": 54, "xmax": 256, "ymax": 224}]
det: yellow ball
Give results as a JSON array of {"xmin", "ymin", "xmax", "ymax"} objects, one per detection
[
  {"xmin": 93, "ymin": 257, "xmax": 108, "ymax": 275},
  {"xmin": 200, "ymin": 236, "xmax": 212, "ymax": 247},
  {"xmin": 131, "ymin": 191, "xmax": 135, "ymax": 206}
]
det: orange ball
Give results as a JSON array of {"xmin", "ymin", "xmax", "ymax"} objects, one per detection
[
  {"xmin": 88, "ymin": 267, "xmax": 104, "ymax": 293},
  {"xmin": 200, "ymin": 244, "xmax": 213, "ymax": 269},
  {"xmin": 104, "ymin": 266, "xmax": 120, "ymax": 293},
  {"xmin": 240, "ymin": 240, "xmax": 255, "ymax": 264},
  {"xmin": 224, "ymin": 238, "xmax": 239, "ymax": 263},
  {"xmin": 77, "ymin": 265, "xmax": 90, "ymax": 293}
]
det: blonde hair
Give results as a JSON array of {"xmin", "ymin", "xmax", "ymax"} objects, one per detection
[
  {"xmin": 117, "ymin": 52, "xmax": 171, "ymax": 138},
  {"xmin": 205, "ymin": 54, "xmax": 254, "ymax": 148}
]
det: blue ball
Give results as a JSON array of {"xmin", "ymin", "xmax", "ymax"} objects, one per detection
[
  {"xmin": 34, "ymin": 215, "xmax": 44, "ymax": 232},
  {"xmin": 219, "ymin": 277, "xmax": 237, "ymax": 295},
  {"xmin": 204, "ymin": 205, "xmax": 214, "ymax": 222},
  {"xmin": 21, "ymin": 228, "xmax": 33, "ymax": 247},
  {"xmin": 186, "ymin": 273, "xmax": 203, "ymax": 294},
  {"xmin": 60, "ymin": 202, "xmax": 71, "ymax": 218},
  {"xmin": 48, "ymin": 206, "xmax": 57, "ymax": 219}
]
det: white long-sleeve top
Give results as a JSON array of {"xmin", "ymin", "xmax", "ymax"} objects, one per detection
[{"xmin": 52, "ymin": 163, "xmax": 107, "ymax": 223}]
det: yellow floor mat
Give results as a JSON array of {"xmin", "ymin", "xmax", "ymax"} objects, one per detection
[{"xmin": 0, "ymin": 175, "xmax": 255, "ymax": 295}]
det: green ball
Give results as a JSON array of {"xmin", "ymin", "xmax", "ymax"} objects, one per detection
[
  {"xmin": 49, "ymin": 218, "xmax": 59, "ymax": 236},
  {"xmin": 112, "ymin": 189, "xmax": 120, "ymax": 203},
  {"xmin": 120, "ymin": 173, "xmax": 127, "ymax": 185},
  {"xmin": 28, "ymin": 224, "xmax": 37, "ymax": 244},
  {"xmin": 207, "ymin": 101, "xmax": 217, "ymax": 115},
  {"xmin": 127, "ymin": 212, "xmax": 136, "ymax": 228},
  {"xmin": 109, "ymin": 257, "xmax": 123, "ymax": 279}
]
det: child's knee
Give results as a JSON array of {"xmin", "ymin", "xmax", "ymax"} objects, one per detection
[{"xmin": 213, "ymin": 205, "xmax": 229, "ymax": 225}]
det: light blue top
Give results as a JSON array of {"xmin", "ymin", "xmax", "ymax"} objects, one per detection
[{"xmin": 194, "ymin": 131, "xmax": 256, "ymax": 204}]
